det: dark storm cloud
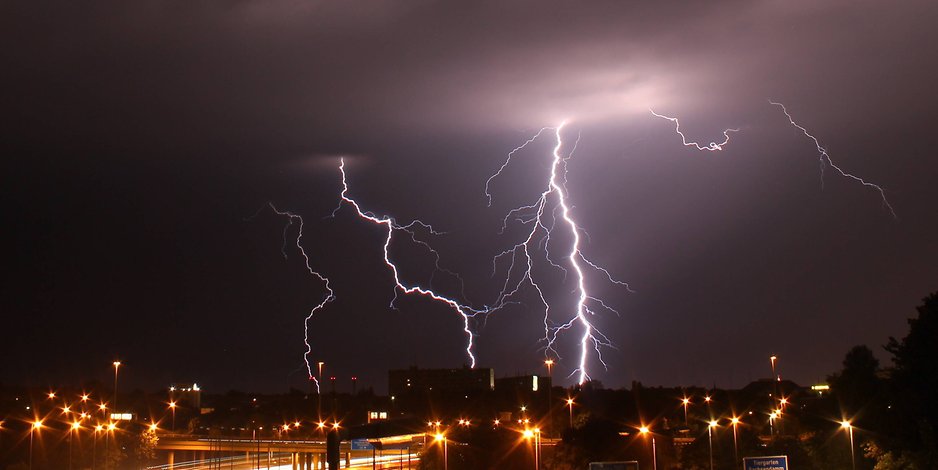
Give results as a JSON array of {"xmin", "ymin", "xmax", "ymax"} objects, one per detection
[
  {"xmin": 4, "ymin": 1, "xmax": 935, "ymax": 144},
  {"xmin": 2, "ymin": 1, "xmax": 936, "ymax": 391}
]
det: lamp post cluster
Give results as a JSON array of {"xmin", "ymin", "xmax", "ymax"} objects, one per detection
[{"xmin": 4, "ymin": 360, "xmax": 150, "ymax": 470}]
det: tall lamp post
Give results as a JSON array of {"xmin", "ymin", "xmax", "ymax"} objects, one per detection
[
  {"xmin": 29, "ymin": 420, "xmax": 42, "ymax": 470},
  {"xmin": 730, "ymin": 417, "xmax": 740, "ymax": 466},
  {"xmin": 317, "ymin": 362, "xmax": 325, "ymax": 418},
  {"xmin": 708, "ymin": 420, "xmax": 718, "ymax": 470},
  {"xmin": 639, "ymin": 426, "xmax": 657, "ymax": 470},
  {"xmin": 565, "ymin": 398, "xmax": 575, "ymax": 428},
  {"xmin": 93, "ymin": 424, "xmax": 103, "ymax": 470},
  {"xmin": 169, "ymin": 401, "xmax": 177, "ymax": 432},
  {"xmin": 435, "ymin": 433, "xmax": 448, "ymax": 470},
  {"xmin": 69, "ymin": 421, "xmax": 81, "ymax": 470},
  {"xmin": 523, "ymin": 428, "xmax": 541, "ymax": 470},
  {"xmin": 770, "ymin": 355, "xmax": 779, "ymax": 405},
  {"xmin": 681, "ymin": 397, "xmax": 691, "ymax": 426},
  {"xmin": 112, "ymin": 361, "xmax": 121, "ymax": 415},
  {"xmin": 544, "ymin": 359, "xmax": 553, "ymax": 436},
  {"xmin": 841, "ymin": 420, "xmax": 856, "ymax": 470},
  {"xmin": 105, "ymin": 422, "xmax": 116, "ymax": 470}
]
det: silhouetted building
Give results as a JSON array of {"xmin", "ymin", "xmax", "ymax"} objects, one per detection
[{"xmin": 388, "ymin": 366, "xmax": 494, "ymax": 397}]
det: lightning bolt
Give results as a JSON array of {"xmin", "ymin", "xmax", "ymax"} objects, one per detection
[
  {"xmin": 267, "ymin": 203, "xmax": 335, "ymax": 393},
  {"xmin": 770, "ymin": 101, "xmax": 897, "ymax": 219},
  {"xmin": 486, "ymin": 122, "xmax": 631, "ymax": 384},
  {"xmin": 334, "ymin": 158, "xmax": 486, "ymax": 367},
  {"xmin": 650, "ymin": 109, "xmax": 740, "ymax": 151}
]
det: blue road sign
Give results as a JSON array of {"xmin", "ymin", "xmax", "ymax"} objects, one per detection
[
  {"xmin": 350, "ymin": 438, "xmax": 374, "ymax": 450},
  {"xmin": 743, "ymin": 455, "xmax": 789, "ymax": 470}
]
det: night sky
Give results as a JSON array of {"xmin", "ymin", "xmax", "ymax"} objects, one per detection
[{"xmin": 3, "ymin": 1, "xmax": 937, "ymax": 395}]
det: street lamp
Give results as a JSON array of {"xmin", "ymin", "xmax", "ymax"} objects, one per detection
[
  {"xmin": 112, "ymin": 361, "xmax": 121, "ymax": 414},
  {"xmin": 841, "ymin": 420, "xmax": 856, "ymax": 470},
  {"xmin": 105, "ymin": 421, "xmax": 117, "ymax": 470},
  {"xmin": 566, "ymin": 398, "xmax": 575, "ymax": 428},
  {"xmin": 522, "ymin": 428, "xmax": 541, "ymax": 470},
  {"xmin": 168, "ymin": 401, "xmax": 177, "ymax": 432},
  {"xmin": 730, "ymin": 417, "xmax": 740, "ymax": 465},
  {"xmin": 29, "ymin": 420, "xmax": 42, "ymax": 470},
  {"xmin": 435, "ymin": 433, "xmax": 448, "ymax": 470},
  {"xmin": 639, "ymin": 426, "xmax": 657, "ymax": 470},
  {"xmin": 93, "ymin": 424, "xmax": 103, "ymax": 470},
  {"xmin": 681, "ymin": 397, "xmax": 691, "ymax": 426},
  {"xmin": 770, "ymin": 355, "xmax": 779, "ymax": 404},
  {"xmin": 708, "ymin": 420, "xmax": 718, "ymax": 470},
  {"xmin": 68, "ymin": 421, "xmax": 82, "ymax": 470},
  {"xmin": 544, "ymin": 359, "xmax": 554, "ymax": 437}
]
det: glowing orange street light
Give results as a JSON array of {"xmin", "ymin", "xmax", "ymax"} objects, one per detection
[
  {"xmin": 434, "ymin": 433, "xmax": 448, "ymax": 470},
  {"xmin": 91, "ymin": 424, "xmax": 104, "ymax": 467},
  {"xmin": 68, "ymin": 421, "xmax": 82, "ymax": 470},
  {"xmin": 639, "ymin": 426, "xmax": 657, "ymax": 470},
  {"xmin": 544, "ymin": 358, "xmax": 554, "ymax": 436},
  {"xmin": 841, "ymin": 420, "xmax": 856, "ymax": 470},
  {"xmin": 29, "ymin": 420, "xmax": 43, "ymax": 470},
  {"xmin": 81, "ymin": 394, "xmax": 90, "ymax": 402},
  {"xmin": 566, "ymin": 398, "xmax": 575, "ymax": 428},
  {"xmin": 681, "ymin": 397, "xmax": 691, "ymax": 426},
  {"xmin": 707, "ymin": 420, "xmax": 718, "ymax": 470},
  {"xmin": 112, "ymin": 361, "xmax": 121, "ymax": 413},
  {"xmin": 47, "ymin": 392, "xmax": 56, "ymax": 400},
  {"xmin": 168, "ymin": 401, "xmax": 177, "ymax": 432},
  {"xmin": 730, "ymin": 417, "xmax": 741, "ymax": 464},
  {"xmin": 522, "ymin": 428, "xmax": 542, "ymax": 470}
]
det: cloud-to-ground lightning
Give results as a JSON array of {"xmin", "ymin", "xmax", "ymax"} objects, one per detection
[
  {"xmin": 271, "ymin": 103, "xmax": 895, "ymax": 388},
  {"xmin": 650, "ymin": 109, "xmax": 740, "ymax": 151},
  {"xmin": 333, "ymin": 158, "xmax": 488, "ymax": 367},
  {"xmin": 267, "ymin": 203, "xmax": 335, "ymax": 393},
  {"xmin": 486, "ymin": 122, "xmax": 631, "ymax": 384},
  {"xmin": 770, "ymin": 101, "xmax": 897, "ymax": 218}
]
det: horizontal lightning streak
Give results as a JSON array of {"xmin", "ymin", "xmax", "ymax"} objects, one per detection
[{"xmin": 650, "ymin": 109, "xmax": 739, "ymax": 151}]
